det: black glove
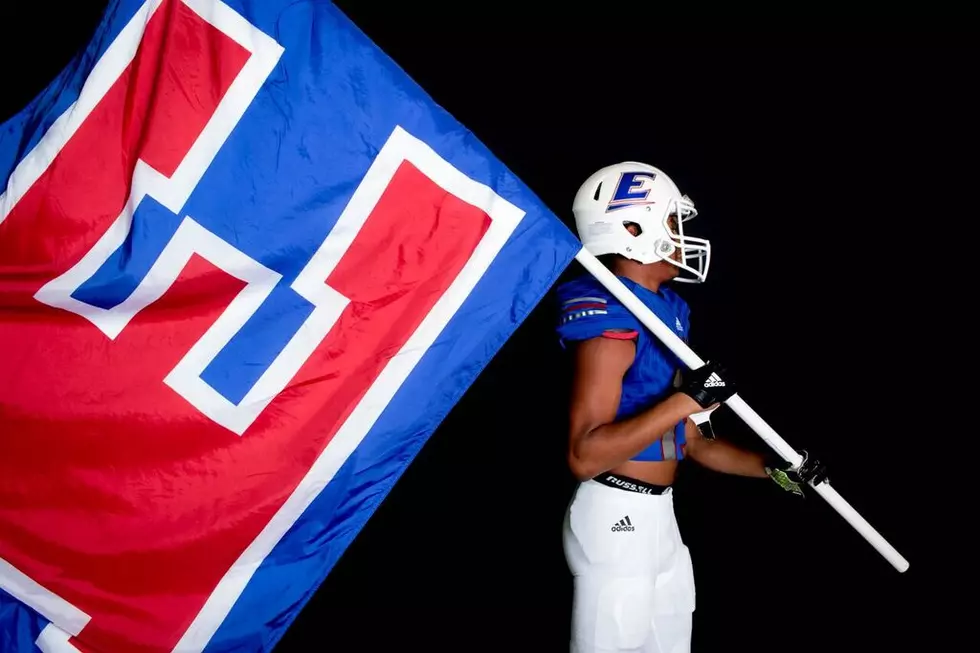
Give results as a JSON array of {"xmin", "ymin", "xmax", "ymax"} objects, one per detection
[
  {"xmin": 679, "ymin": 360, "xmax": 736, "ymax": 408},
  {"xmin": 765, "ymin": 450, "xmax": 829, "ymax": 496}
]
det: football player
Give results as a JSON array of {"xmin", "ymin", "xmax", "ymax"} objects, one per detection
[{"xmin": 556, "ymin": 162, "xmax": 827, "ymax": 653}]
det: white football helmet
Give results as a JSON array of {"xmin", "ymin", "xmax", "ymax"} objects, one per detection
[{"xmin": 572, "ymin": 162, "xmax": 710, "ymax": 283}]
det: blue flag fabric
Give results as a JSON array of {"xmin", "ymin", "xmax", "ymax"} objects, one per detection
[{"xmin": 0, "ymin": 1, "xmax": 582, "ymax": 651}]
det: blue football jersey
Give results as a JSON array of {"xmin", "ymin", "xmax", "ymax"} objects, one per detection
[{"xmin": 556, "ymin": 273, "xmax": 691, "ymax": 461}]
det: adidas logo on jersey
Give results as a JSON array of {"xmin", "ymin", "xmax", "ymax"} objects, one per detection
[
  {"xmin": 703, "ymin": 372, "xmax": 725, "ymax": 388},
  {"xmin": 611, "ymin": 516, "xmax": 635, "ymax": 532},
  {"xmin": 675, "ymin": 317, "xmax": 684, "ymax": 332}
]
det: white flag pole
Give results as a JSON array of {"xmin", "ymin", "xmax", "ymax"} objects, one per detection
[{"xmin": 574, "ymin": 248, "xmax": 910, "ymax": 573}]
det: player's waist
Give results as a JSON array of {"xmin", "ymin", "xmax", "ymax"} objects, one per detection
[{"xmin": 591, "ymin": 471, "xmax": 670, "ymax": 496}]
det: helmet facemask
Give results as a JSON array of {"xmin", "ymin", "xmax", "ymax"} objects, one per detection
[{"xmin": 660, "ymin": 196, "xmax": 710, "ymax": 283}]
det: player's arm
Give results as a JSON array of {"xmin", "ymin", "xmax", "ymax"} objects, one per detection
[
  {"xmin": 567, "ymin": 336, "xmax": 703, "ymax": 480},
  {"xmin": 683, "ymin": 418, "xmax": 769, "ymax": 478},
  {"xmin": 684, "ymin": 418, "xmax": 831, "ymax": 496}
]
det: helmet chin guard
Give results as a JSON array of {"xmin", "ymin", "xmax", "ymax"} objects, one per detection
[{"xmin": 572, "ymin": 162, "xmax": 711, "ymax": 283}]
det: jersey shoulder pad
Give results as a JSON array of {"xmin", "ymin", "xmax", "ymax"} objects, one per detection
[{"xmin": 555, "ymin": 275, "xmax": 642, "ymax": 343}]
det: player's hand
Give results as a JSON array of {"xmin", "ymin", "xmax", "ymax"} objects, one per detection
[
  {"xmin": 765, "ymin": 450, "xmax": 829, "ymax": 497},
  {"xmin": 678, "ymin": 360, "xmax": 736, "ymax": 409}
]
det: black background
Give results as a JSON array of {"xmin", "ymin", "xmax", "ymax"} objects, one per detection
[{"xmin": 2, "ymin": 4, "xmax": 969, "ymax": 652}]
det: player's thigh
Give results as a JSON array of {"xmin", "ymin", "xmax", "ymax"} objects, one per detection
[
  {"xmin": 570, "ymin": 573, "xmax": 656, "ymax": 652},
  {"xmin": 567, "ymin": 576, "xmax": 694, "ymax": 653},
  {"xmin": 645, "ymin": 611, "xmax": 692, "ymax": 653},
  {"xmin": 644, "ymin": 540, "xmax": 695, "ymax": 653}
]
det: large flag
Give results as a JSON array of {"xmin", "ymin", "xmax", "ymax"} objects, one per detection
[{"xmin": 0, "ymin": 1, "xmax": 582, "ymax": 651}]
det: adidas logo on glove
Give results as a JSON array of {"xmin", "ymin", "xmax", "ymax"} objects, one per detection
[
  {"xmin": 703, "ymin": 372, "xmax": 725, "ymax": 388},
  {"xmin": 681, "ymin": 361, "xmax": 736, "ymax": 409}
]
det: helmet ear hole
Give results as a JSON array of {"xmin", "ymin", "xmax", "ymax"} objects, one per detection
[
  {"xmin": 593, "ymin": 182, "xmax": 602, "ymax": 201},
  {"xmin": 623, "ymin": 221, "xmax": 642, "ymax": 237}
]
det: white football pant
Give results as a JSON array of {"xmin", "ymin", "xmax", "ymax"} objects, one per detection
[{"xmin": 563, "ymin": 480, "xmax": 696, "ymax": 653}]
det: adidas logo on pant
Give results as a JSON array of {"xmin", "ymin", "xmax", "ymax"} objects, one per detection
[{"xmin": 611, "ymin": 516, "xmax": 634, "ymax": 532}]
